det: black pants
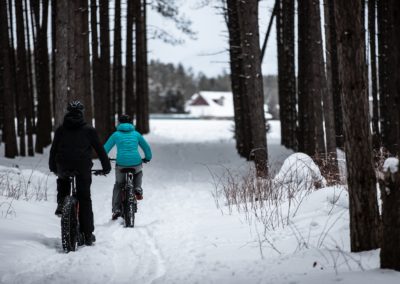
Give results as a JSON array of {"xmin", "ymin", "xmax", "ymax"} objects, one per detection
[{"xmin": 57, "ymin": 171, "xmax": 94, "ymax": 234}]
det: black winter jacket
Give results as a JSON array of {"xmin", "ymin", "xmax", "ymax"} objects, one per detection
[{"xmin": 49, "ymin": 111, "xmax": 111, "ymax": 174}]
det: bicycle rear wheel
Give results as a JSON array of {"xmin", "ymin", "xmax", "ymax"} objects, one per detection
[
  {"xmin": 61, "ymin": 196, "xmax": 78, "ymax": 252},
  {"xmin": 124, "ymin": 188, "xmax": 136, "ymax": 228}
]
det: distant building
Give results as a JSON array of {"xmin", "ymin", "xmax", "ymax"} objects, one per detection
[{"xmin": 185, "ymin": 91, "xmax": 272, "ymax": 119}]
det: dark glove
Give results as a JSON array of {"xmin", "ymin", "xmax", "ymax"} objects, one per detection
[
  {"xmin": 142, "ymin": 159, "xmax": 150, "ymax": 163},
  {"xmin": 93, "ymin": 169, "xmax": 107, "ymax": 176},
  {"xmin": 103, "ymin": 167, "xmax": 111, "ymax": 175}
]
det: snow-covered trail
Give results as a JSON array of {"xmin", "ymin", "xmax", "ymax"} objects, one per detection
[
  {"xmin": 0, "ymin": 120, "xmax": 292, "ymax": 284},
  {"xmin": 5, "ymin": 120, "xmax": 398, "ymax": 284}
]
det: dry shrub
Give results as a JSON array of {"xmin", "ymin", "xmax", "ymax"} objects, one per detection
[
  {"xmin": 313, "ymin": 152, "xmax": 343, "ymax": 186},
  {"xmin": 0, "ymin": 167, "xmax": 49, "ymax": 201}
]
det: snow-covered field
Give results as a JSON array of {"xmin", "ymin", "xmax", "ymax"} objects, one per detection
[{"xmin": 0, "ymin": 119, "xmax": 399, "ymax": 284}]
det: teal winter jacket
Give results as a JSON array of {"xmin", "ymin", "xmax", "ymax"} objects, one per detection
[{"xmin": 104, "ymin": 123, "xmax": 152, "ymax": 167}]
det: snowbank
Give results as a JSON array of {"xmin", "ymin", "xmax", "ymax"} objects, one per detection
[{"xmin": 274, "ymin": 152, "xmax": 327, "ymax": 190}]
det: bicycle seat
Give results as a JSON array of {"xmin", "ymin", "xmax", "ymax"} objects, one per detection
[{"xmin": 120, "ymin": 168, "xmax": 137, "ymax": 174}]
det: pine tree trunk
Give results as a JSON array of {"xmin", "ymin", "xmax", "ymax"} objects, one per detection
[
  {"xmin": 91, "ymin": 0, "xmax": 101, "ymax": 128},
  {"xmin": 0, "ymin": 0, "xmax": 18, "ymax": 158},
  {"xmin": 82, "ymin": 0, "xmax": 92, "ymax": 124},
  {"xmin": 276, "ymin": 0, "xmax": 287, "ymax": 146},
  {"xmin": 54, "ymin": 0, "xmax": 70, "ymax": 127},
  {"xmin": 298, "ymin": 0, "xmax": 326, "ymax": 156},
  {"xmin": 238, "ymin": 0, "xmax": 268, "ymax": 177},
  {"xmin": 325, "ymin": 0, "xmax": 343, "ymax": 149},
  {"xmin": 379, "ymin": 161, "xmax": 400, "ymax": 270},
  {"xmin": 113, "ymin": 0, "xmax": 122, "ymax": 116},
  {"xmin": 135, "ymin": 0, "xmax": 150, "ymax": 134},
  {"xmin": 51, "ymin": 0, "xmax": 56, "ymax": 121},
  {"xmin": 225, "ymin": 0, "xmax": 250, "ymax": 158},
  {"xmin": 368, "ymin": 0, "xmax": 380, "ymax": 149},
  {"xmin": 34, "ymin": 0, "xmax": 52, "ymax": 153},
  {"xmin": 24, "ymin": 0, "xmax": 34, "ymax": 156},
  {"xmin": 73, "ymin": 0, "xmax": 91, "ymax": 123},
  {"xmin": 15, "ymin": 0, "xmax": 28, "ymax": 156},
  {"xmin": 334, "ymin": 0, "xmax": 380, "ymax": 252},
  {"xmin": 378, "ymin": 0, "xmax": 399, "ymax": 154},
  {"xmin": 125, "ymin": 0, "xmax": 135, "ymax": 118},
  {"xmin": 322, "ymin": 0, "xmax": 337, "ymax": 161},
  {"xmin": 277, "ymin": 0, "xmax": 297, "ymax": 150},
  {"xmin": 98, "ymin": 0, "xmax": 111, "ymax": 142}
]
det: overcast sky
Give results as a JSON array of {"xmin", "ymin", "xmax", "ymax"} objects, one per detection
[{"xmin": 147, "ymin": 0, "xmax": 277, "ymax": 77}]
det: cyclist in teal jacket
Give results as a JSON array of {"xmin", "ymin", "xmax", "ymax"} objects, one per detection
[{"xmin": 104, "ymin": 114, "xmax": 152, "ymax": 220}]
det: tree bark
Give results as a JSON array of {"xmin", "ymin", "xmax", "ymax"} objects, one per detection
[
  {"xmin": 238, "ymin": 0, "xmax": 268, "ymax": 177},
  {"xmin": 225, "ymin": 0, "xmax": 251, "ymax": 158},
  {"xmin": 125, "ymin": 0, "xmax": 135, "ymax": 118},
  {"xmin": 277, "ymin": 0, "xmax": 297, "ymax": 150},
  {"xmin": 322, "ymin": 0, "xmax": 338, "ymax": 162},
  {"xmin": 368, "ymin": 0, "xmax": 380, "ymax": 149},
  {"xmin": 135, "ymin": 0, "xmax": 150, "ymax": 134},
  {"xmin": 91, "ymin": 0, "xmax": 101, "ymax": 128},
  {"xmin": 33, "ymin": 0, "xmax": 52, "ymax": 153},
  {"xmin": 378, "ymin": 0, "xmax": 399, "ymax": 154},
  {"xmin": 15, "ymin": 0, "xmax": 28, "ymax": 156},
  {"xmin": 0, "ymin": 0, "xmax": 18, "ymax": 158},
  {"xmin": 297, "ymin": 0, "xmax": 326, "ymax": 156},
  {"xmin": 334, "ymin": 0, "xmax": 380, "ymax": 252},
  {"xmin": 98, "ymin": 0, "xmax": 111, "ymax": 141},
  {"xmin": 54, "ymin": 0, "xmax": 70, "ymax": 127},
  {"xmin": 113, "ymin": 0, "xmax": 123, "ymax": 116},
  {"xmin": 379, "ymin": 159, "xmax": 400, "ymax": 271},
  {"xmin": 24, "ymin": 0, "xmax": 34, "ymax": 156}
]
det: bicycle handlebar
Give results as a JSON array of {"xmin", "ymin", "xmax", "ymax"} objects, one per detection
[{"xmin": 92, "ymin": 169, "xmax": 107, "ymax": 176}]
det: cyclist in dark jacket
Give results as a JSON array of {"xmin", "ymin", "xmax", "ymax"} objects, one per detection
[{"xmin": 49, "ymin": 101, "xmax": 111, "ymax": 245}]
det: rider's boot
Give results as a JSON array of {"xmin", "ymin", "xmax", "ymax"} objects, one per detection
[
  {"xmin": 135, "ymin": 187, "xmax": 143, "ymax": 200},
  {"xmin": 84, "ymin": 233, "xmax": 96, "ymax": 246},
  {"xmin": 112, "ymin": 210, "xmax": 121, "ymax": 220},
  {"xmin": 54, "ymin": 203, "xmax": 63, "ymax": 216}
]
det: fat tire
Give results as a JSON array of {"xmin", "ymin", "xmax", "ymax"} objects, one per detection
[
  {"xmin": 124, "ymin": 188, "xmax": 136, "ymax": 228},
  {"xmin": 61, "ymin": 197, "xmax": 78, "ymax": 252}
]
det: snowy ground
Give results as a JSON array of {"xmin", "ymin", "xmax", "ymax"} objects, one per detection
[{"xmin": 0, "ymin": 120, "xmax": 399, "ymax": 284}]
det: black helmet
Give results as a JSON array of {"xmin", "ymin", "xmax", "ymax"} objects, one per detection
[
  {"xmin": 118, "ymin": 114, "xmax": 132, "ymax": 124},
  {"xmin": 67, "ymin": 100, "xmax": 84, "ymax": 112}
]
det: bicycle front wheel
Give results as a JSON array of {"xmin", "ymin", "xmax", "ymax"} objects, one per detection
[{"xmin": 61, "ymin": 196, "xmax": 78, "ymax": 252}]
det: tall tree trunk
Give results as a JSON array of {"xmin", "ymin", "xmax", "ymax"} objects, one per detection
[
  {"xmin": 113, "ymin": 0, "xmax": 123, "ymax": 116},
  {"xmin": 0, "ymin": 0, "xmax": 18, "ymax": 158},
  {"xmin": 334, "ymin": 0, "xmax": 380, "ymax": 252},
  {"xmin": 91, "ymin": 0, "xmax": 101, "ymax": 128},
  {"xmin": 135, "ymin": 0, "xmax": 150, "ymax": 134},
  {"xmin": 322, "ymin": 0, "xmax": 338, "ymax": 161},
  {"xmin": 51, "ymin": 0, "xmax": 56, "ymax": 122},
  {"xmin": 276, "ymin": 0, "xmax": 286, "ymax": 146},
  {"xmin": 238, "ymin": 0, "xmax": 268, "ymax": 177},
  {"xmin": 98, "ymin": 0, "xmax": 111, "ymax": 142},
  {"xmin": 15, "ymin": 0, "xmax": 28, "ymax": 156},
  {"xmin": 324, "ymin": 0, "xmax": 343, "ymax": 149},
  {"xmin": 74, "ymin": 0, "xmax": 92, "ymax": 123},
  {"xmin": 33, "ymin": 0, "xmax": 52, "ymax": 153},
  {"xmin": 297, "ymin": 0, "xmax": 326, "ymax": 156},
  {"xmin": 24, "ymin": 0, "xmax": 34, "ymax": 156},
  {"xmin": 125, "ymin": 0, "xmax": 135, "ymax": 118},
  {"xmin": 54, "ymin": 0, "xmax": 70, "ymax": 127},
  {"xmin": 368, "ymin": 0, "xmax": 380, "ymax": 149},
  {"xmin": 225, "ymin": 0, "xmax": 251, "ymax": 158},
  {"xmin": 277, "ymin": 0, "xmax": 297, "ymax": 150},
  {"xmin": 380, "ymin": 1, "xmax": 400, "ymax": 270},
  {"xmin": 378, "ymin": 0, "xmax": 399, "ymax": 154}
]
